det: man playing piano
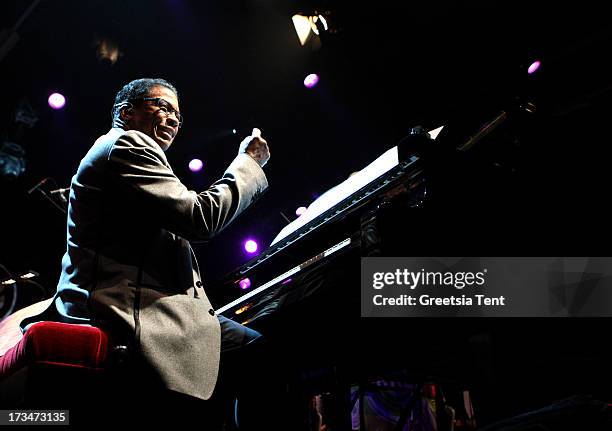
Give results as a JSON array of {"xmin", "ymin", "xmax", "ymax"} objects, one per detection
[{"xmin": 19, "ymin": 78, "xmax": 273, "ymax": 426}]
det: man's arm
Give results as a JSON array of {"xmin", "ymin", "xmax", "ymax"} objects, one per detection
[{"xmin": 107, "ymin": 130, "xmax": 268, "ymax": 240}]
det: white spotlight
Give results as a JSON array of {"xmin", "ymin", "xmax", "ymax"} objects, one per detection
[{"xmin": 292, "ymin": 14, "xmax": 312, "ymax": 46}]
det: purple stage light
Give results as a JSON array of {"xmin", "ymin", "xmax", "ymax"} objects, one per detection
[
  {"xmin": 295, "ymin": 206, "xmax": 307, "ymax": 216},
  {"xmin": 239, "ymin": 278, "xmax": 251, "ymax": 290},
  {"xmin": 527, "ymin": 60, "xmax": 541, "ymax": 74},
  {"xmin": 304, "ymin": 73, "xmax": 319, "ymax": 88},
  {"xmin": 244, "ymin": 239, "xmax": 258, "ymax": 254},
  {"xmin": 48, "ymin": 93, "xmax": 66, "ymax": 110},
  {"xmin": 188, "ymin": 158, "xmax": 204, "ymax": 172}
]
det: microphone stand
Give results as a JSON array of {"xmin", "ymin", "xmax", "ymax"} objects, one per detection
[
  {"xmin": 35, "ymin": 188, "xmax": 67, "ymax": 215},
  {"xmin": 27, "ymin": 177, "xmax": 67, "ymax": 215}
]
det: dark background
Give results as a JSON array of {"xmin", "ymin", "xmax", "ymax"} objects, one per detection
[
  {"xmin": 1, "ymin": 1, "xmax": 612, "ymax": 425},
  {"xmin": 2, "ymin": 0, "xmax": 611, "ymax": 294}
]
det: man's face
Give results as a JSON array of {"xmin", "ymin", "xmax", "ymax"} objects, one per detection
[{"xmin": 126, "ymin": 86, "xmax": 181, "ymax": 151}]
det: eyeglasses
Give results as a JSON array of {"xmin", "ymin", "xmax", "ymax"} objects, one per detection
[{"xmin": 131, "ymin": 97, "xmax": 183, "ymax": 127}]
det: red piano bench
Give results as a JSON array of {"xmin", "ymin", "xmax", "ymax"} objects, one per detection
[
  {"xmin": 0, "ymin": 319, "xmax": 214, "ymax": 426},
  {"xmin": 0, "ymin": 321, "xmax": 112, "ymax": 408}
]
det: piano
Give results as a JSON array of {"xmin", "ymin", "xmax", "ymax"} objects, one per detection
[
  {"xmin": 210, "ymin": 97, "xmax": 540, "ymax": 325},
  {"xmin": 212, "ymin": 129, "xmax": 432, "ymax": 324},
  {"xmin": 205, "ymin": 107, "xmax": 612, "ymax": 428},
  {"xmin": 207, "ymin": 108, "xmax": 538, "ymax": 371},
  {"xmin": 210, "ymin": 118, "xmax": 511, "ymax": 326}
]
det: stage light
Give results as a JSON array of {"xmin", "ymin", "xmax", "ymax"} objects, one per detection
[
  {"xmin": 292, "ymin": 14, "xmax": 312, "ymax": 46},
  {"xmin": 296, "ymin": 206, "xmax": 307, "ymax": 216},
  {"xmin": 292, "ymin": 13, "xmax": 331, "ymax": 46},
  {"xmin": 244, "ymin": 239, "xmax": 258, "ymax": 254},
  {"xmin": 238, "ymin": 278, "xmax": 252, "ymax": 290},
  {"xmin": 96, "ymin": 38, "xmax": 121, "ymax": 65},
  {"xmin": 232, "ymin": 129, "xmax": 237, "ymax": 134},
  {"xmin": 0, "ymin": 99, "xmax": 37, "ymax": 179},
  {"xmin": 318, "ymin": 15, "xmax": 328, "ymax": 31},
  {"xmin": 188, "ymin": 158, "xmax": 204, "ymax": 172},
  {"xmin": 1, "ymin": 270, "xmax": 40, "ymax": 285},
  {"xmin": 18, "ymin": 271, "xmax": 39, "ymax": 280},
  {"xmin": 528, "ymin": 60, "xmax": 541, "ymax": 74},
  {"xmin": 304, "ymin": 73, "xmax": 319, "ymax": 88},
  {"xmin": 48, "ymin": 93, "xmax": 66, "ymax": 110},
  {"xmin": 309, "ymin": 15, "xmax": 328, "ymax": 35}
]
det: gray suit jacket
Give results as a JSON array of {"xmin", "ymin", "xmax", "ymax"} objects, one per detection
[{"xmin": 21, "ymin": 127, "xmax": 268, "ymax": 400}]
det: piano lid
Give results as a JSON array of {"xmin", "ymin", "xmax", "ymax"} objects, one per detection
[{"xmin": 271, "ymin": 126, "xmax": 444, "ymax": 245}]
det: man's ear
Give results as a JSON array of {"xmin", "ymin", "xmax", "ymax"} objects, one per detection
[{"xmin": 119, "ymin": 102, "xmax": 134, "ymax": 122}]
